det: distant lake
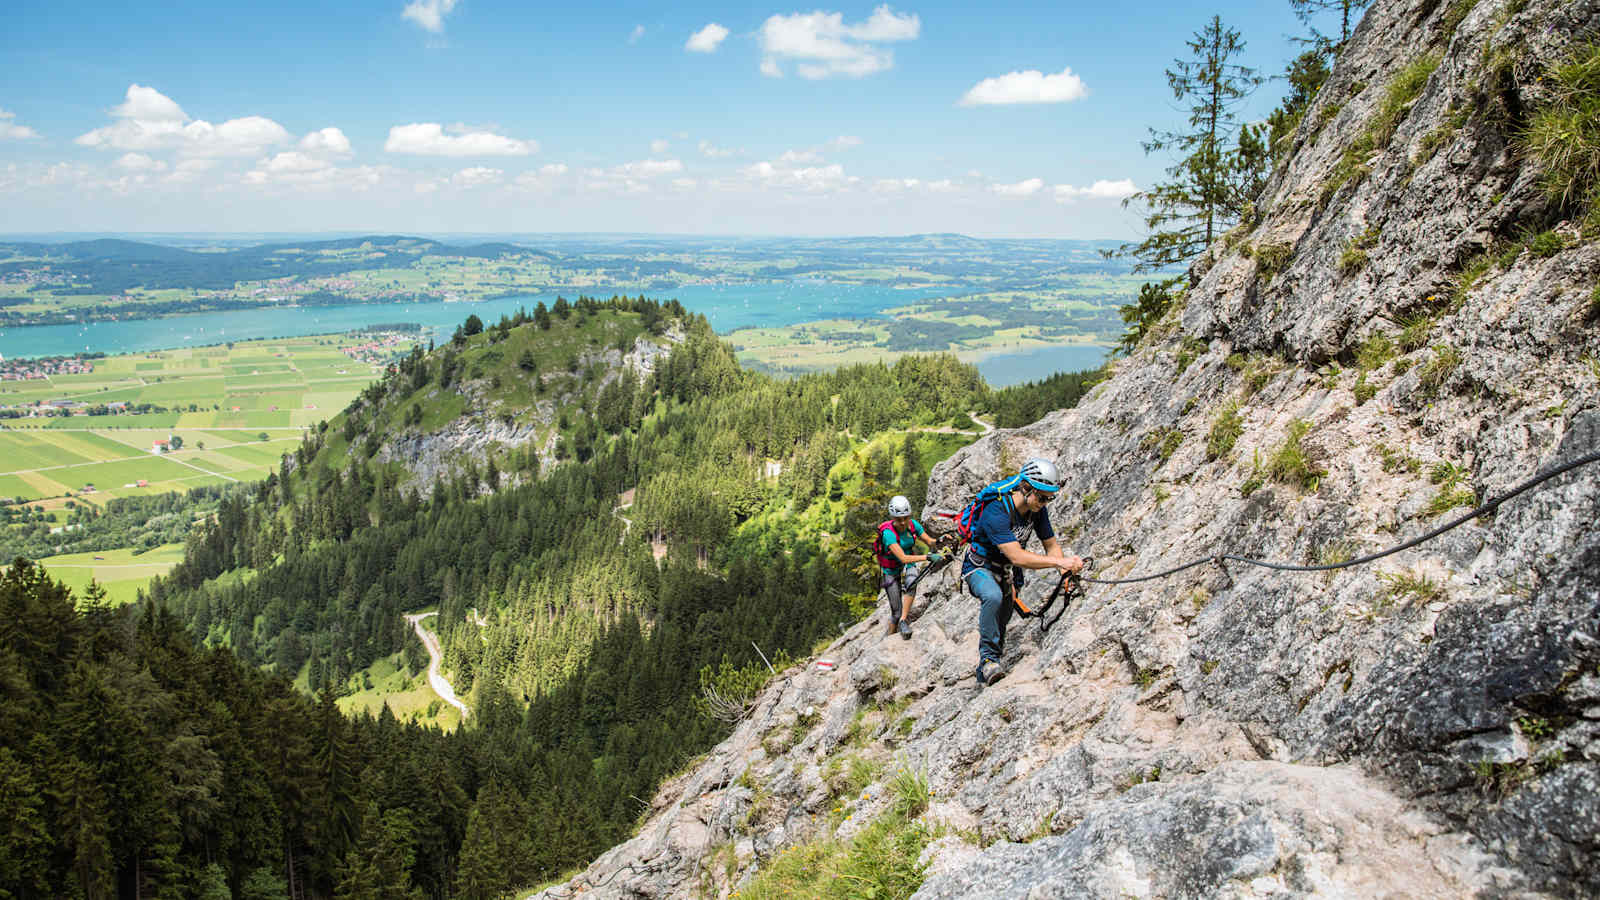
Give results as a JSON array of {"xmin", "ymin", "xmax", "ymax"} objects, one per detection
[
  {"xmin": 0, "ymin": 282, "xmax": 943, "ymax": 360},
  {"xmin": 0, "ymin": 281, "xmax": 1110, "ymax": 387},
  {"xmin": 975, "ymin": 344, "xmax": 1110, "ymax": 388}
]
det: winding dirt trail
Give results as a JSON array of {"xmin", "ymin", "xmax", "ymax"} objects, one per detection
[{"xmin": 403, "ymin": 611, "xmax": 470, "ymax": 718}]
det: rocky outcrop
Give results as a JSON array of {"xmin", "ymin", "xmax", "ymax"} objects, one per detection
[
  {"xmin": 535, "ymin": 0, "xmax": 1600, "ymax": 896},
  {"xmin": 376, "ymin": 332, "xmax": 676, "ymax": 491}
]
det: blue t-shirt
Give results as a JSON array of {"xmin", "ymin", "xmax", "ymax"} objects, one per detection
[
  {"xmin": 879, "ymin": 519, "xmax": 925, "ymax": 575},
  {"xmin": 962, "ymin": 495, "xmax": 1054, "ymax": 575}
]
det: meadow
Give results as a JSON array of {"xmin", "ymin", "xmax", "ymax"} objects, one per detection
[{"xmin": 34, "ymin": 543, "xmax": 188, "ymax": 607}]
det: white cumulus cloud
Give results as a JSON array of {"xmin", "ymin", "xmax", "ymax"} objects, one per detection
[
  {"xmin": 183, "ymin": 117, "xmax": 293, "ymax": 157},
  {"xmin": 261, "ymin": 151, "xmax": 331, "ymax": 174},
  {"xmin": 960, "ymin": 67, "xmax": 1089, "ymax": 106},
  {"xmin": 1053, "ymin": 178, "xmax": 1136, "ymax": 202},
  {"xmin": 686, "ymin": 23, "xmax": 730, "ymax": 53},
  {"xmin": 111, "ymin": 85, "xmax": 186, "ymax": 122},
  {"xmin": 114, "ymin": 153, "xmax": 166, "ymax": 172},
  {"xmin": 992, "ymin": 177, "xmax": 1043, "ymax": 197},
  {"xmin": 1, "ymin": 109, "xmax": 41, "ymax": 140},
  {"xmin": 778, "ymin": 149, "xmax": 822, "ymax": 164},
  {"xmin": 245, "ymin": 154, "xmax": 383, "ymax": 189},
  {"xmin": 514, "ymin": 163, "xmax": 570, "ymax": 190},
  {"xmin": 760, "ymin": 5, "xmax": 920, "ymax": 79},
  {"xmin": 300, "ymin": 127, "xmax": 352, "ymax": 155},
  {"xmin": 384, "ymin": 123, "xmax": 536, "ymax": 156},
  {"xmin": 651, "ymin": 138, "xmax": 670, "ymax": 154},
  {"xmin": 451, "ymin": 166, "xmax": 503, "ymax": 187},
  {"xmin": 402, "ymin": 0, "xmax": 458, "ymax": 32},
  {"xmin": 580, "ymin": 159, "xmax": 685, "ymax": 194},
  {"xmin": 826, "ymin": 135, "xmax": 863, "ymax": 151},
  {"xmin": 75, "ymin": 85, "xmax": 290, "ymax": 157},
  {"xmin": 166, "ymin": 159, "xmax": 215, "ymax": 183},
  {"xmin": 741, "ymin": 160, "xmax": 855, "ymax": 192}
]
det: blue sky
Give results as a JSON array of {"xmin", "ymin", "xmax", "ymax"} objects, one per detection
[{"xmin": 1, "ymin": 1, "xmax": 1323, "ymax": 237}]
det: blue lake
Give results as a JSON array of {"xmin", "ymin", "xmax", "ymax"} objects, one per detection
[
  {"xmin": 974, "ymin": 344, "xmax": 1110, "ymax": 387},
  {"xmin": 0, "ymin": 283, "xmax": 939, "ymax": 360},
  {"xmin": 0, "ymin": 281, "xmax": 1108, "ymax": 386}
]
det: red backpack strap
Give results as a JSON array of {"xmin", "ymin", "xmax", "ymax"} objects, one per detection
[{"xmin": 874, "ymin": 521, "xmax": 901, "ymax": 568}]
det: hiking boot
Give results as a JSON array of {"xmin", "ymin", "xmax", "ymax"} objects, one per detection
[
  {"xmin": 976, "ymin": 659, "xmax": 1006, "ymax": 686},
  {"xmin": 897, "ymin": 619, "xmax": 912, "ymax": 640}
]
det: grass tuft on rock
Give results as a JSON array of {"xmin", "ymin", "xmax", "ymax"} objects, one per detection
[
  {"xmin": 735, "ymin": 797, "xmax": 935, "ymax": 900},
  {"xmin": 1324, "ymin": 54, "xmax": 1441, "ymax": 202},
  {"xmin": 1427, "ymin": 460, "xmax": 1477, "ymax": 515},
  {"xmin": 1522, "ymin": 44, "xmax": 1600, "ymax": 221},
  {"xmin": 1267, "ymin": 420, "xmax": 1324, "ymax": 492},
  {"xmin": 1206, "ymin": 401, "xmax": 1244, "ymax": 461},
  {"xmin": 1418, "ymin": 344, "xmax": 1463, "ymax": 398}
]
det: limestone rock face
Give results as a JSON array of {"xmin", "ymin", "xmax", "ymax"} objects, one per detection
[
  {"xmin": 914, "ymin": 762, "xmax": 1512, "ymax": 899},
  {"xmin": 534, "ymin": 0, "xmax": 1600, "ymax": 896}
]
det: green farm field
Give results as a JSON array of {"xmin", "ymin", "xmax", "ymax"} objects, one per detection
[
  {"xmin": 0, "ymin": 428, "xmax": 307, "ymax": 501},
  {"xmin": 0, "ymin": 332, "xmax": 392, "ymax": 502},
  {"xmin": 33, "ymin": 543, "xmax": 188, "ymax": 607}
]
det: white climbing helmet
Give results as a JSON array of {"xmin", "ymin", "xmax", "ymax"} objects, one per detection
[
  {"xmin": 887, "ymin": 495, "xmax": 913, "ymax": 517},
  {"xmin": 1019, "ymin": 457, "xmax": 1062, "ymax": 494}
]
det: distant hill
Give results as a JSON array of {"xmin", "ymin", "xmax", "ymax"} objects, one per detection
[{"xmin": 0, "ymin": 234, "xmax": 539, "ymax": 293}]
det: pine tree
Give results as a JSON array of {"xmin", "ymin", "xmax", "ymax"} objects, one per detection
[
  {"xmin": 1266, "ymin": 49, "xmax": 1331, "ymax": 164},
  {"xmin": 0, "ymin": 747, "xmax": 51, "ymax": 897},
  {"xmin": 334, "ymin": 803, "xmax": 425, "ymax": 900},
  {"xmin": 1118, "ymin": 16, "xmax": 1263, "ymax": 272},
  {"xmin": 1290, "ymin": 0, "xmax": 1371, "ymax": 55},
  {"xmin": 899, "ymin": 435, "xmax": 926, "ymax": 512}
]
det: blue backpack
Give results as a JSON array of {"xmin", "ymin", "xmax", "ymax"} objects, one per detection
[{"xmin": 956, "ymin": 474, "xmax": 1024, "ymax": 556}]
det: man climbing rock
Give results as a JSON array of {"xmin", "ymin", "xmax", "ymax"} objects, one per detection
[
  {"xmin": 876, "ymin": 494, "xmax": 942, "ymax": 639},
  {"xmin": 960, "ymin": 458, "xmax": 1083, "ymax": 685}
]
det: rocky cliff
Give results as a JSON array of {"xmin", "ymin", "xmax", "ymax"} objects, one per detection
[
  {"xmin": 535, "ymin": 0, "xmax": 1600, "ymax": 895},
  {"xmin": 376, "ymin": 332, "xmax": 673, "ymax": 491}
]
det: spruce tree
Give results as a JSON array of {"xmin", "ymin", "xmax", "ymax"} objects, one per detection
[{"xmin": 1118, "ymin": 15, "xmax": 1263, "ymax": 272}]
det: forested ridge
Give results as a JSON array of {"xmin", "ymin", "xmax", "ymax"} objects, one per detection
[{"xmin": 0, "ymin": 300, "xmax": 1089, "ymax": 899}]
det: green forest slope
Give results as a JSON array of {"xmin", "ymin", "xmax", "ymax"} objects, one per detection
[{"xmin": 40, "ymin": 297, "xmax": 1071, "ymax": 898}]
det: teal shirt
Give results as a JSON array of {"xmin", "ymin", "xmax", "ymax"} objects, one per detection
[{"xmin": 879, "ymin": 519, "xmax": 926, "ymax": 576}]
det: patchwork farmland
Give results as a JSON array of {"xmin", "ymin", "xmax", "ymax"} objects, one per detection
[{"xmin": 0, "ymin": 333, "xmax": 397, "ymax": 503}]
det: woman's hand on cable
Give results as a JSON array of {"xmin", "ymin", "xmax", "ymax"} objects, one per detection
[{"xmin": 1055, "ymin": 555, "xmax": 1085, "ymax": 574}]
